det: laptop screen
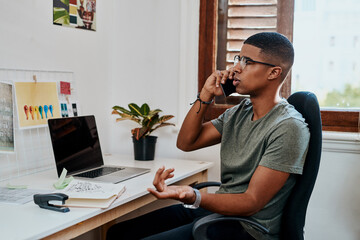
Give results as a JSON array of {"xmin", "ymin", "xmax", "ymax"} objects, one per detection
[{"xmin": 48, "ymin": 115, "xmax": 104, "ymax": 177}]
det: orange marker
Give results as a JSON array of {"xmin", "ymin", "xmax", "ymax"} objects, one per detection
[
  {"xmin": 29, "ymin": 106, "xmax": 34, "ymax": 120},
  {"xmin": 24, "ymin": 105, "xmax": 29, "ymax": 120}
]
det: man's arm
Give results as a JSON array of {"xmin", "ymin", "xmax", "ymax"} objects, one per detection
[
  {"xmin": 177, "ymin": 69, "xmax": 234, "ymax": 151},
  {"xmin": 176, "ymin": 93, "xmax": 221, "ymax": 151},
  {"xmin": 200, "ymin": 166, "xmax": 289, "ymax": 216},
  {"xmin": 148, "ymin": 166, "xmax": 289, "ymax": 216}
]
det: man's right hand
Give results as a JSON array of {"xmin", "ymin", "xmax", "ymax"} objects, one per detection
[
  {"xmin": 176, "ymin": 70, "xmax": 228, "ymax": 152},
  {"xmin": 202, "ymin": 68, "xmax": 236, "ymax": 99}
]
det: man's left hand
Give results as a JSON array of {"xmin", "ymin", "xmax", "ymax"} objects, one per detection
[{"xmin": 147, "ymin": 166, "xmax": 196, "ymax": 204}]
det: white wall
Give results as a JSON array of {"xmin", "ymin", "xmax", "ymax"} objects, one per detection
[
  {"xmin": 305, "ymin": 134, "xmax": 360, "ymax": 240},
  {"xmin": 0, "ymin": 1, "xmax": 359, "ymax": 239},
  {"xmin": 103, "ymin": 0, "xmax": 221, "ymax": 182},
  {"xmin": 0, "ymin": 0, "xmax": 221, "ymax": 181}
]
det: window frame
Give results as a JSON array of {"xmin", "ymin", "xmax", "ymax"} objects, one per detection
[{"xmin": 198, "ymin": 0, "xmax": 359, "ymax": 132}]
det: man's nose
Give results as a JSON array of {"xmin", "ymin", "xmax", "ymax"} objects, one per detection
[{"xmin": 233, "ymin": 62, "xmax": 243, "ymax": 73}]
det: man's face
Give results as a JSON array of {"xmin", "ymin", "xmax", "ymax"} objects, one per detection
[{"xmin": 232, "ymin": 44, "xmax": 274, "ymax": 96}]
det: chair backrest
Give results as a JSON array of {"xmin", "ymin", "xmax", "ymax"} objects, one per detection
[{"xmin": 280, "ymin": 92, "xmax": 322, "ymax": 240}]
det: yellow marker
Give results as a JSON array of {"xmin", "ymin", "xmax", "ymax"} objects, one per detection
[{"xmin": 34, "ymin": 106, "xmax": 40, "ymax": 120}]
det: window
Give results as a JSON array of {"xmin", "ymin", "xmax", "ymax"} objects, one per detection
[{"xmin": 198, "ymin": 0, "xmax": 360, "ymax": 132}]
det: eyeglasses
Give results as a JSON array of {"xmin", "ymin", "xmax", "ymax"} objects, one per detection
[{"xmin": 234, "ymin": 55, "xmax": 276, "ymax": 68}]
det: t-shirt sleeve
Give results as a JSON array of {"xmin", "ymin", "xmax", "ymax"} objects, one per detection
[
  {"xmin": 211, "ymin": 109, "xmax": 227, "ymax": 135},
  {"xmin": 211, "ymin": 101, "xmax": 245, "ymax": 135},
  {"xmin": 259, "ymin": 118, "xmax": 310, "ymax": 174}
]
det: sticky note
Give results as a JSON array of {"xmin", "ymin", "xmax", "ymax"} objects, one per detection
[{"xmin": 60, "ymin": 81, "xmax": 71, "ymax": 95}]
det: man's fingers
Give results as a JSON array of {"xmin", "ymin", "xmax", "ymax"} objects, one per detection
[
  {"xmin": 152, "ymin": 166, "xmax": 165, "ymax": 190},
  {"xmin": 160, "ymin": 168, "xmax": 175, "ymax": 180},
  {"xmin": 221, "ymin": 71, "xmax": 228, "ymax": 84},
  {"xmin": 214, "ymin": 70, "xmax": 221, "ymax": 87},
  {"xmin": 228, "ymin": 67, "xmax": 235, "ymax": 79},
  {"xmin": 215, "ymin": 70, "xmax": 230, "ymax": 87},
  {"xmin": 152, "ymin": 167, "xmax": 174, "ymax": 192}
]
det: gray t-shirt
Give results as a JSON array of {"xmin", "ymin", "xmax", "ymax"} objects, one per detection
[{"xmin": 211, "ymin": 98, "xmax": 310, "ymax": 240}]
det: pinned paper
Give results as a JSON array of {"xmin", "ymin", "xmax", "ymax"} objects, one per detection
[
  {"xmin": 53, "ymin": 168, "xmax": 74, "ymax": 190},
  {"xmin": 72, "ymin": 103, "xmax": 78, "ymax": 116},
  {"xmin": 60, "ymin": 81, "xmax": 71, "ymax": 95},
  {"xmin": 15, "ymin": 82, "xmax": 61, "ymax": 128}
]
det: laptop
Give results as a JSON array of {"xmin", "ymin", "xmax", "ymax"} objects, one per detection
[{"xmin": 48, "ymin": 115, "xmax": 150, "ymax": 184}]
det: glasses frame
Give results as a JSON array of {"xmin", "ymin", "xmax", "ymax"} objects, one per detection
[{"xmin": 234, "ymin": 55, "xmax": 276, "ymax": 68}]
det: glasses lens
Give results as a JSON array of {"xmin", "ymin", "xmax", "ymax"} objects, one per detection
[
  {"xmin": 234, "ymin": 55, "xmax": 240, "ymax": 66},
  {"xmin": 239, "ymin": 56, "xmax": 247, "ymax": 69}
]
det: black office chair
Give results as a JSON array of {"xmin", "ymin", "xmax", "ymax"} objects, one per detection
[{"xmin": 192, "ymin": 91, "xmax": 322, "ymax": 240}]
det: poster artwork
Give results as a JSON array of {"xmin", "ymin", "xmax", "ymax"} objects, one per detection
[{"xmin": 53, "ymin": 0, "xmax": 96, "ymax": 31}]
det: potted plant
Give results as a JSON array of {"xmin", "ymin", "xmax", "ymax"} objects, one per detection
[{"xmin": 111, "ymin": 103, "xmax": 175, "ymax": 160}]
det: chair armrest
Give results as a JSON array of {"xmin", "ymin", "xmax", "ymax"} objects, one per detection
[
  {"xmin": 193, "ymin": 213, "xmax": 269, "ymax": 240},
  {"xmin": 193, "ymin": 181, "xmax": 221, "ymax": 190}
]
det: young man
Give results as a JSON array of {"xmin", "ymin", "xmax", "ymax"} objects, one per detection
[{"xmin": 107, "ymin": 32, "xmax": 310, "ymax": 240}]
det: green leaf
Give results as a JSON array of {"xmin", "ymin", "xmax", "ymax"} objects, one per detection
[
  {"xmin": 143, "ymin": 114, "xmax": 159, "ymax": 129},
  {"xmin": 140, "ymin": 103, "xmax": 150, "ymax": 115},
  {"xmin": 150, "ymin": 108, "xmax": 162, "ymax": 113},
  {"xmin": 149, "ymin": 109, "xmax": 162, "ymax": 116},
  {"xmin": 112, "ymin": 106, "xmax": 132, "ymax": 115},
  {"xmin": 131, "ymin": 127, "xmax": 149, "ymax": 140},
  {"xmin": 111, "ymin": 110, "xmax": 121, "ymax": 115},
  {"xmin": 115, "ymin": 113, "xmax": 141, "ymax": 124},
  {"xmin": 128, "ymin": 103, "xmax": 142, "ymax": 116},
  {"xmin": 158, "ymin": 115, "xmax": 174, "ymax": 124},
  {"xmin": 149, "ymin": 123, "xmax": 175, "ymax": 134}
]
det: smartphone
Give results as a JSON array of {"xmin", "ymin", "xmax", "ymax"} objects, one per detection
[{"xmin": 220, "ymin": 79, "xmax": 236, "ymax": 97}]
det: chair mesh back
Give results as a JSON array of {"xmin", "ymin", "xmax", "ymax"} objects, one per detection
[{"xmin": 280, "ymin": 92, "xmax": 322, "ymax": 240}]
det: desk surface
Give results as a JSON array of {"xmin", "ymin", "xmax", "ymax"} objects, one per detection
[{"xmin": 0, "ymin": 155, "xmax": 213, "ymax": 240}]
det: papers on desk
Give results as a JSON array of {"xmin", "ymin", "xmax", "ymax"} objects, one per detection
[
  {"xmin": 0, "ymin": 187, "xmax": 48, "ymax": 205},
  {"xmin": 56, "ymin": 180, "xmax": 126, "ymax": 209}
]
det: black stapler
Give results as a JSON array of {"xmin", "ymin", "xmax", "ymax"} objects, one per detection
[{"xmin": 33, "ymin": 193, "xmax": 70, "ymax": 213}]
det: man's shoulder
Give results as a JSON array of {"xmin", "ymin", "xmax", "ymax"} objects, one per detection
[
  {"xmin": 262, "ymin": 100, "xmax": 308, "ymax": 135},
  {"xmin": 272, "ymin": 100, "xmax": 306, "ymax": 124}
]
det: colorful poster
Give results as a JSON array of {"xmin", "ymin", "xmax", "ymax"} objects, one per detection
[
  {"xmin": 14, "ymin": 82, "xmax": 61, "ymax": 129},
  {"xmin": 0, "ymin": 82, "xmax": 14, "ymax": 153},
  {"xmin": 53, "ymin": 0, "xmax": 96, "ymax": 31}
]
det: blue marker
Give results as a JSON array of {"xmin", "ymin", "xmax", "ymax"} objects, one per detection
[
  {"xmin": 39, "ymin": 106, "xmax": 43, "ymax": 119},
  {"xmin": 44, "ymin": 105, "xmax": 48, "ymax": 118},
  {"xmin": 49, "ymin": 105, "xmax": 53, "ymax": 117}
]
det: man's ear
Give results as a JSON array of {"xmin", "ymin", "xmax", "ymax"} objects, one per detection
[{"xmin": 268, "ymin": 67, "xmax": 282, "ymax": 80}]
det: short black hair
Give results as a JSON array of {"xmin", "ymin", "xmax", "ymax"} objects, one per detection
[{"xmin": 244, "ymin": 32, "xmax": 294, "ymax": 79}]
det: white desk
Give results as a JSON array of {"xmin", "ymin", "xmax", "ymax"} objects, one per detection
[{"xmin": 0, "ymin": 155, "xmax": 213, "ymax": 240}]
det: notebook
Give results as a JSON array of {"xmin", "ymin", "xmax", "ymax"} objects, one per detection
[{"xmin": 48, "ymin": 115, "xmax": 150, "ymax": 184}]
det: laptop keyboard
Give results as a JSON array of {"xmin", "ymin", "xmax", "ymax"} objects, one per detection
[{"xmin": 74, "ymin": 167, "xmax": 125, "ymax": 178}]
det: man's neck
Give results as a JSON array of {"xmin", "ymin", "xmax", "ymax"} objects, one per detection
[{"xmin": 250, "ymin": 94, "xmax": 282, "ymax": 121}]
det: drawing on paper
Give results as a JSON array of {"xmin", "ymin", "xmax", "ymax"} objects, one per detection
[{"xmin": 0, "ymin": 82, "xmax": 14, "ymax": 152}]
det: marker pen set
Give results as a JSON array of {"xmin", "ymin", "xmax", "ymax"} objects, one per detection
[{"xmin": 23, "ymin": 104, "xmax": 53, "ymax": 120}]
